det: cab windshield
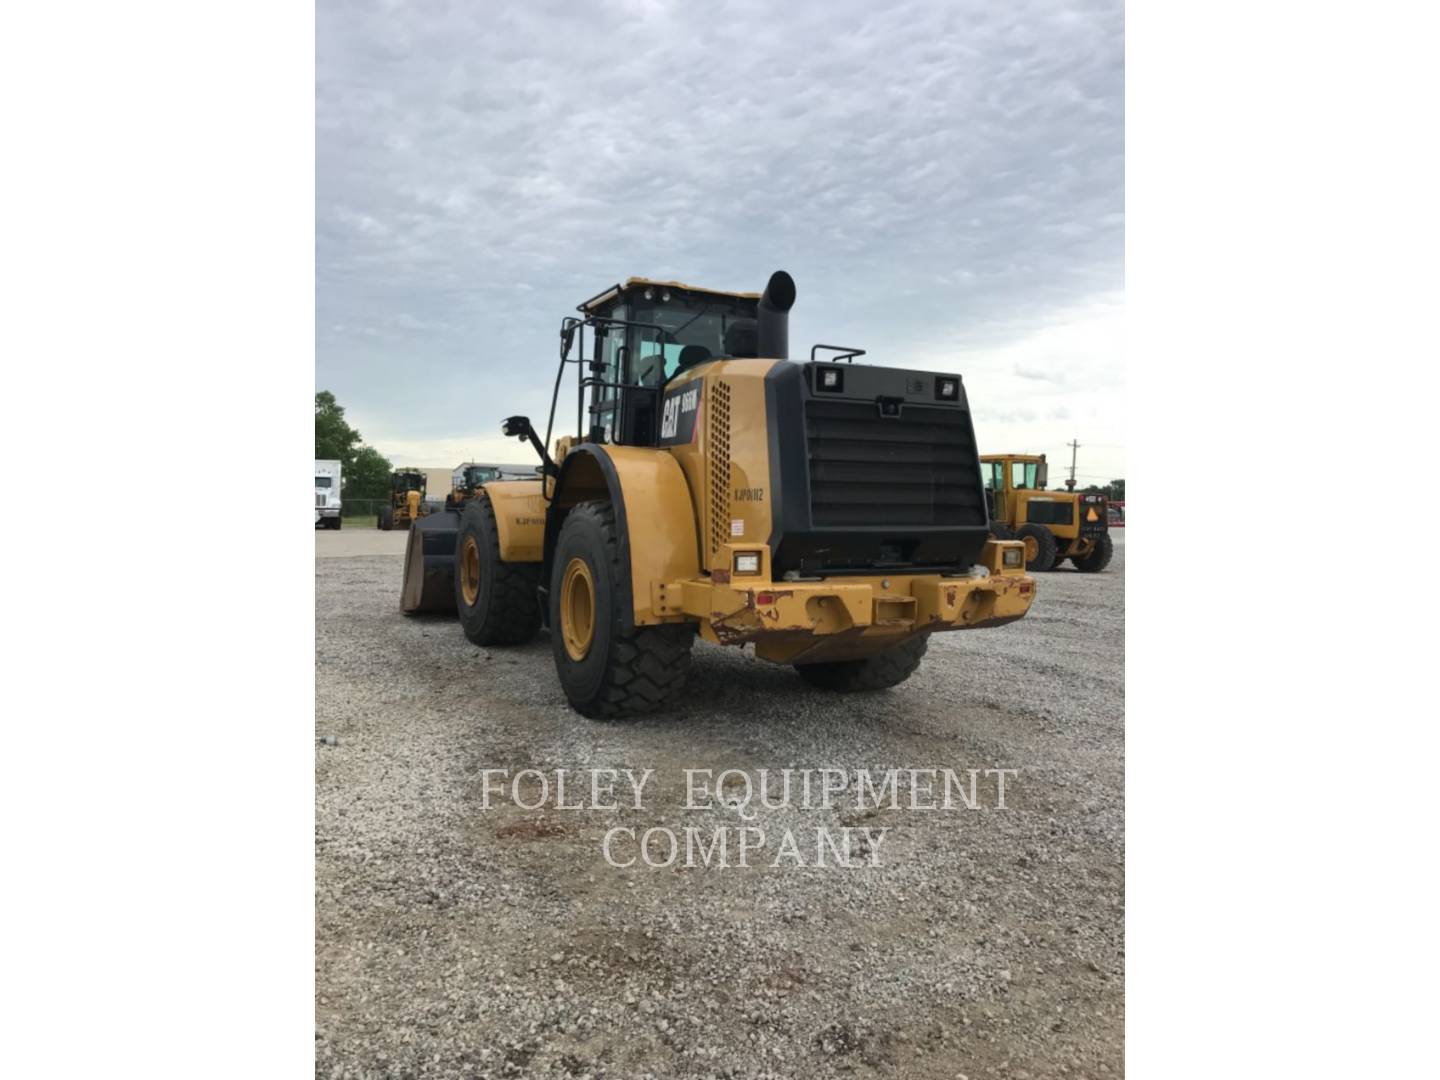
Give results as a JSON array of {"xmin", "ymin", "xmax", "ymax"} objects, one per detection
[
  {"xmin": 622, "ymin": 294, "xmax": 757, "ymax": 386},
  {"xmin": 464, "ymin": 466, "xmax": 500, "ymax": 485}
]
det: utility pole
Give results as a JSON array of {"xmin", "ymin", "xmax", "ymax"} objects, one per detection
[{"xmin": 1067, "ymin": 439, "xmax": 1080, "ymax": 491}]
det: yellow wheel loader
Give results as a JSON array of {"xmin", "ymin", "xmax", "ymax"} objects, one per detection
[
  {"xmin": 444, "ymin": 464, "xmax": 505, "ymax": 510},
  {"xmin": 378, "ymin": 469, "xmax": 429, "ymax": 531},
  {"xmin": 982, "ymin": 454, "xmax": 1112, "ymax": 572},
  {"xmin": 402, "ymin": 271, "xmax": 1036, "ymax": 718}
]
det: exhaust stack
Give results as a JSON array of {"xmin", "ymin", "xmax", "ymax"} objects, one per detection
[{"xmin": 757, "ymin": 270, "xmax": 796, "ymax": 359}]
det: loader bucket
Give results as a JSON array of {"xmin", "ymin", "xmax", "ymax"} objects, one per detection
[{"xmin": 401, "ymin": 509, "xmax": 460, "ymax": 615}]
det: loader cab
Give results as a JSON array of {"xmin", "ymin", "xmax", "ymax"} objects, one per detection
[
  {"xmin": 462, "ymin": 465, "xmax": 501, "ymax": 488},
  {"xmin": 573, "ymin": 279, "xmax": 761, "ymax": 447},
  {"xmin": 981, "ymin": 454, "xmax": 1049, "ymax": 523}
]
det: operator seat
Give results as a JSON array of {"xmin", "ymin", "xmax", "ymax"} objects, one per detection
[
  {"xmin": 721, "ymin": 318, "xmax": 759, "ymax": 359},
  {"xmin": 675, "ymin": 344, "xmax": 712, "ymax": 371}
]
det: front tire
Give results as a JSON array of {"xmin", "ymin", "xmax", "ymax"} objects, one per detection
[
  {"xmin": 795, "ymin": 636, "xmax": 929, "ymax": 692},
  {"xmin": 454, "ymin": 496, "xmax": 541, "ymax": 645},
  {"xmin": 1017, "ymin": 523, "xmax": 1058, "ymax": 571},
  {"xmin": 379, "ymin": 506, "xmax": 394, "ymax": 531},
  {"xmin": 550, "ymin": 501, "xmax": 693, "ymax": 719},
  {"xmin": 989, "ymin": 521, "xmax": 1017, "ymax": 541},
  {"xmin": 1072, "ymin": 532, "xmax": 1113, "ymax": 573}
]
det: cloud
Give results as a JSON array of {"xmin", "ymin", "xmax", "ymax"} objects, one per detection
[{"xmin": 317, "ymin": 0, "xmax": 1124, "ymax": 474}]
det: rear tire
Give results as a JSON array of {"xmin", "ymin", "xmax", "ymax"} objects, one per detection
[
  {"xmin": 795, "ymin": 636, "xmax": 929, "ymax": 692},
  {"xmin": 550, "ymin": 501, "xmax": 693, "ymax": 719},
  {"xmin": 332, "ymin": 517, "xmax": 341, "ymax": 530},
  {"xmin": 1017, "ymin": 523, "xmax": 1057, "ymax": 571},
  {"xmin": 380, "ymin": 506, "xmax": 394, "ymax": 532},
  {"xmin": 454, "ymin": 496, "xmax": 541, "ymax": 645},
  {"xmin": 1072, "ymin": 532, "xmax": 1113, "ymax": 573}
]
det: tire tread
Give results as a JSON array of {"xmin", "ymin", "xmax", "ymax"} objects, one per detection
[
  {"xmin": 1072, "ymin": 531, "xmax": 1113, "ymax": 573},
  {"xmin": 457, "ymin": 496, "xmax": 541, "ymax": 645},
  {"xmin": 557, "ymin": 501, "xmax": 692, "ymax": 719}
]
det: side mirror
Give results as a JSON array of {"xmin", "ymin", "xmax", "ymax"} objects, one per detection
[
  {"xmin": 560, "ymin": 322, "xmax": 577, "ymax": 360},
  {"xmin": 503, "ymin": 415, "xmax": 560, "ymax": 478}
]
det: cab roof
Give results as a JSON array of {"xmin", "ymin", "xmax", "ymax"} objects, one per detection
[
  {"xmin": 578, "ymin": 276, "xmax": 761, "ymax": 313},
  {"xmin": 981, "ymin": 453, "xmax": 1048, "ymax": 463}
]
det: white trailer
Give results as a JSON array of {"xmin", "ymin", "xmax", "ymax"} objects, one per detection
[{"xmin": 315, "ymin": 459, "xmax": 342, "ymax": 529}]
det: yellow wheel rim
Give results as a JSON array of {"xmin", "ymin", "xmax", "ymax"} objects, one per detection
[
  {"xmin": 1023, "ymin": 535, "xmax": 1039, "ymax": 561},
  {"xmin": 560, "ymin": 557, "xmax": 596, "ymax": 662},
  {"xmin": 460, "ymin": 535, "xmax": 481, "ymax": 606}
]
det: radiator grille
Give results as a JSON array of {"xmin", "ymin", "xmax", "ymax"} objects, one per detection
[
  {"xmin": 1025, "ymin": 500, "xmax": 1075, "ymax": 527},
  {"xmin": 708, "ymin": 380, "xmax": 732, "ymax": 556},
  {"xmin": 316, "ymin": 493, "xmax": 326, "ymax": 507},
  {"xmin": 804, "ymin": 399, "xmax": 985, "ymax": 527}
]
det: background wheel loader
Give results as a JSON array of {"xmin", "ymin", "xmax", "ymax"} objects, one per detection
[
  {"xmin": 378, "ymin": 469, "xmax": 429, "ymax": 531},
  {"xmin": 444, "ymin": 463, "xmax": 532, "ymax": 510},
  {"xmin": 401, "ymin": 271, "xmax": 1036, "ymax": 718},
  {"xmin": 982, "ymin": 454, "xmax": 1112, "ymax": 572}
]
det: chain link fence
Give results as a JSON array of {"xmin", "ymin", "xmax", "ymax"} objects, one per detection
[{"xmin": 325, "ymin": 496, "xmax": 451, "ymax": 525}]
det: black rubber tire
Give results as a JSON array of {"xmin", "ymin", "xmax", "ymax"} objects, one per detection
[
  {"xmin": 379, "ymin": 506, "xmax": 394, "ymax": 532},
  {"xmin": 332, "ymin": 517, "xmax": 341, "ymax": 530},
  {"xmin": 1017, "ymin": 523, "xmax": 1058, "ymax": 571},
  {"xmin": 550, "ymin": 501, "xmax": 693, "ymax": 719},
  {"xmin": 794, "ymin": 635, "xmax": 929, "ymax": 692},
  {"xmin": 1072, "ymin": 532, "xmax": 1114, "ymax": 573},
  {"xmin": 989, "ymin": 521, "xmax": 1017, "ymax": 541},
  {"xmin": 454, "ymin": 495, "xmax": 541, "ymax": 645}
]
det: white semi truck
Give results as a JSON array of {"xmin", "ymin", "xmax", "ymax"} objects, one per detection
[{"xmin": 315, "ymin": 459, "xmax": 342, "ymax": 529}]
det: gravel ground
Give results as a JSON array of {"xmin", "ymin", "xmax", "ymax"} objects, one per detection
[{"xmin": 316, "ymin": 531, "xmax": 1124, "ymax": 1079}]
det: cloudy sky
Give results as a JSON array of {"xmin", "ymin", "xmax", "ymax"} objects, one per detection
[{"xmin": 317, "ymin": 0, "xmax": 1124, "ymax": 486}]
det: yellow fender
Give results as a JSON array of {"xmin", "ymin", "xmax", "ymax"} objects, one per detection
[
  {"xmin": 480, "ymin": 480, "xmax": 548, "ymax": 562},
  {"xmin": 549, "ymin": 445, "xmax": 699, "ymax": 627}
]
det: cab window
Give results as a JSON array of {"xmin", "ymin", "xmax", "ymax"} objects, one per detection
[
  {"xmin": 1011, "ymin": 461, "xmax": 1039, "ymax": 489},
  {"xmin": 633, "ymin": 342, "xmax": 687, "ymax": 386},
  {"xmin": 315, "ymin": 476, "xmax": 332, "ymax": 488},
  {"xmin": 981, "ymin": 462, "xmax": 1001, "ymax": 490},
  {"xmin": 626, "ymin": 296, "xmax": 752, "ymax": 384},
  {"xmin": 595, "ymin": 304, "xmax": 628, "ymax": 406}
]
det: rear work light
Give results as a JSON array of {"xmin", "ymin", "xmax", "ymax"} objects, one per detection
[
  {"xmin": 935, "ymin": 376, "xmax": 959, "ymax": 401},
  {"xmin": 816, "ymin": 366, "xmax": 844, "ymax": 393},
  {"xmin": 1002, "ymin": 547, "xmax": 1024, "ymax": 569},
  {"xmin": 733, "ymin": 551, "xmax": 762, "ymax": 575}
]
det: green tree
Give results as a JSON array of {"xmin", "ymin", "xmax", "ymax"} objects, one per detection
[
  {"xmin": 346, "ymin": 445, "xmax": 393, "ymax": 501},
  {"xmin": 315, "ymin": 390, "xmax": 362, "ymax": 468}
]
